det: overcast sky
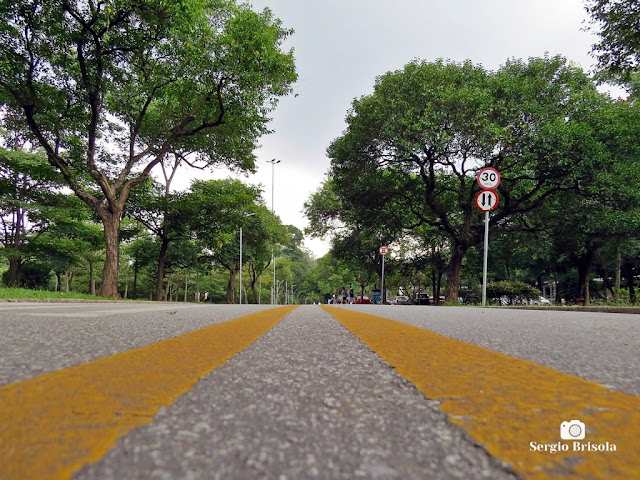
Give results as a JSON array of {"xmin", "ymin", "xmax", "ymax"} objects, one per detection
[{"xmin": 171, "ymin": 0, "xmax": 612, "ymax": 258}]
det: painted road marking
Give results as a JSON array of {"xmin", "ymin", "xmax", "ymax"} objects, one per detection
[
  {"xmin": 0, "ymin": 305, "xmax": 297, "ymax": 480},
  {"xmin": 323, "ymin": 306, "xmax": 640, "ymax": 480}
]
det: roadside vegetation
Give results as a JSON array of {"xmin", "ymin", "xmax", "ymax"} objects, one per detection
[{"xmin": 0, "ymin": 287, "xmax": 111, "ymax": 301}]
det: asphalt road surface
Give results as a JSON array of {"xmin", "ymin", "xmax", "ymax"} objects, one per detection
[{"xmin": 0, "ymin": 302, "xmax": 638, "ymax": 479}]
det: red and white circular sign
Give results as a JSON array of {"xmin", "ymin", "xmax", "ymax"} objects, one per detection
[
  {"xmin": 477, "ymin": 167, "xmax": 501, "ymax": 190},
  {"xmin": 379, "ymin": 246, "xmax": 389, "ymax": 255},
  {"xmin": 475, "ymin": 190, "xmax": 499, "ymax": 211}
]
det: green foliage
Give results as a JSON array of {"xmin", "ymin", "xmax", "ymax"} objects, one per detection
[
  {"xmin": 585, "ymin": 0, "xmax": 640, "ymax": 82},
  {"xmin": 2, "ymin": 261, "xmax": 51, "ymax": 288},
  {"xmin": 0, "ymin": 0, "xmax": 297, "ymax": 296},
  {"xmin": 0, "ymin": 287, "xmax": 108, "ymax": 300},
  {"xmin": 315, "ymin": 56, "xmax": 609, "ymax": 301},
  {"xmin": 486, "ymin": 281, "xmax": 541, "ymax": 303}
]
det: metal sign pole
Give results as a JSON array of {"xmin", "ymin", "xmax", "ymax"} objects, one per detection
[
  {"xmin": 482, "ymin": 210, "xmax": 489, "ymax": 306},
  {"xmin": 381, "ymin": 254, "xmax": 385, "ymax": 305},
  {"xmin": 476, "ymin": 168, "xmax": 501, "ymax": 307},
  {"xmin": 239, "ymin": 227, "xmax": 243, "ymax": 305}
]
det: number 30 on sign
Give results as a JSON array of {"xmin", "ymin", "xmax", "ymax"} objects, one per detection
[
  {"xmin": 477, "ymin": 167, "xmax": 501, "ymax": 190},
  {"xmin": 475, "ymin": 190, "xmax": 499, "ymax": 211}
]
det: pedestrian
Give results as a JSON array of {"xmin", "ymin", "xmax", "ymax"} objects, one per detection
[
  {"xmin": 349, "ymin": 288, "xmax": 355, "ymax": 304},
  {"xmin": 204, "ymin": 290, "xmax": 209, "ymax": 303}
]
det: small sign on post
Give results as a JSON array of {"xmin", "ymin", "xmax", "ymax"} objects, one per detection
[
  {"xmin": 475, "ymin": 190, "xmax": 499, "ymax": 211},
  {"xmin": 477, "ymin": 167, "xmax": 501, "ymax": 190},
  {"xmin": 379, "ymin": 246, "xmax": 388, "ymax": 305}
]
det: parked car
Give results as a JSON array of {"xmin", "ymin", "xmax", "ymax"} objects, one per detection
[
  {"xmin": 414, "ymin": 293, "xmax": 430, "ymax": 305},
  {"xmin": 392, "ymin": 295, "xmax": 411, "ymax": 305},
  {"xmin": 355, "ymin": 296, "xmax": 371, "ymax": 304},
  {"xmin": 530, "ymin": 296, "xmax": 551, "ymax": 305}
]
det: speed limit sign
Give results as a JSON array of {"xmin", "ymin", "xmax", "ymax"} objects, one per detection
[
  {"xmin": 379, "ymin": 246, "xmax": 389, "ymax": 255},
  {"xmin": 477, "ymin": 167, "xmax": 501, "ymax": 190}
]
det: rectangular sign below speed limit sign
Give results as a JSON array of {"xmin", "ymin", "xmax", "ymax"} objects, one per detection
[{"xmin": 475, "ymin": 190, "xmax": 499, "ymax": 211}]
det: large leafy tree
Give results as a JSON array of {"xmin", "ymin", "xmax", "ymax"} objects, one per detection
[
  {"xmin": 326, "ymin": 56, "xmax": 609, "ymax": 301},
  {"xmin": 126, "ymin": 179, "xmax": 196, "ymax": 300},
  {"xmin": 585, "ymin": 0, "xmax": 640, "ymax": 81},
  {"xmin": 0, "ymin": 0, "xmax": 296, "ymax": 296},
  {"xmin": 189, "ymin": 178, "xmax": 285, "ymax": 304},
  {"xmin": 0, "ymin": 147, "xmax": 68, "ymax": 286}
]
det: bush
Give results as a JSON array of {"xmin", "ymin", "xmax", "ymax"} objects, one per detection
[{"xmin": 487, "ymin": 280, "xmax": 541, "ymax": 304}]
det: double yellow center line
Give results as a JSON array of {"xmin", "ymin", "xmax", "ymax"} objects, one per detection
[
  {"xmin": 1, "ymin": 305, "xmax": 637, "ymax": 479},
  {"xmin": 0, "ymin": 306, "xmax": 296, "ymax": 480}
]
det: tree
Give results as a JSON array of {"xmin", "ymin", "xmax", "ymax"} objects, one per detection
[
  {"xmin": 0, "ymin": 147, "xmax": 70, "ymax": 286},
  {"xmin": 0, "ymin": 0, "xmax": 297, "ymax": 296},
  {"xmin": 325, "ymin": 56, "xmax": 609, "ymax": 302},
  {"xmin": 127, "ymin": 180, "xmax": 195, "ymax": 300},
  {"xmin": 190, "ymin": 179, "xmax": 285, "ymax": 303},
  {"xmin": 305, "ymin": 176, "xmax": 407, "ymax": 303},
  {"xmin": 585, "ymin": 0, "xmax": 640, "ymax": 81}
]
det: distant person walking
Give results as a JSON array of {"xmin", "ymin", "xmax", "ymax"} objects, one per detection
[{"xmin": 204, "ymin": 290, "xmax": 209, "ymax": 303}]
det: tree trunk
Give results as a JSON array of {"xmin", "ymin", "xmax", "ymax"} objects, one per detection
[
  {"xmin": 6, "ymin": 257, "xmax": 21, "ymax": 287},
  {"xmin": 601, "ymin": 260, "xmax": 609, "ymax": 303},
  {"xmin": 431, "ymin": 270, "xmax": 437, "ymax": 302},
  {"xmin": 88, "ymin": 260, "xmax": 96, "ymax": 296},
  {"xmin": 155, "ymin": 235, "xmax": 170, "ymax": 301},
  {"xmin": 444, "ymin": 243, "xmax": 467, "ymax": 303},
  {"xmin": 436, "ymin": 271, "xmax": 444, "ymax": 304},
  {"xmin": 226, "ymin": 270, "xmax": 237, "ymax": 304},
  {"xmin": 577, "ymin": 249, "xmax": 595, "ymax": 306},
  {"xmin": 65, "ymin": 271, "xmax": 74, "ymax": 292},
  {"xmin": 99, "ymin": 211, "xmax": 122, "ymax": 298},
  {"xmin": 55, "ymin": 271, "xmax": 62, "ymax": 292},
  {"xmin": 250, "ymin": 281, "xmax": 258, "ymax": 304},
  {"xmin": 132, "ymin": 265, "xmax": 139, "ymax": 299}
]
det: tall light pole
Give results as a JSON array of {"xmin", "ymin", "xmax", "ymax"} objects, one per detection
[
  {"xmin": 239, "ymin": 212, "xmax": 255, "ymax": 305},
  {"xmin": 268, "ymin": 159, "xmax": 280, "ymax": 305}
]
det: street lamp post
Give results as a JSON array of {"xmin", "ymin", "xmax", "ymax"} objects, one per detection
[
  {"xmin": 239, "ymin": 212, "xmax": 255, "ymax": 305},
  {"xmin": 268, "ymin": 159, "xmax": 280, "ymax": 305}
]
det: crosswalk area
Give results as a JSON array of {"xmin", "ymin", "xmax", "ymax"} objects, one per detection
[{"xmin": 0, "ymin": 304, "xmax": 638, "ymax": 479}]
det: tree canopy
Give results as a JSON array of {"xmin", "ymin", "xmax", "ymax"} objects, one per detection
[
  {"xmin": 585, "ymin": 0, "xmax": 640, "ymax": 81},
  {"xmin": 314, "ymin": 56, "xmax": 614, "ymax": 301},
  {"xmin": 0, "ymin": 0, "xmax": 297, "ymax": 296}
]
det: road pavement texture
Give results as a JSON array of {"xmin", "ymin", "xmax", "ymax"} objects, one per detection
[{"xmin": 0, "ymin": 303, "xmax": 638, "ymax": 479}]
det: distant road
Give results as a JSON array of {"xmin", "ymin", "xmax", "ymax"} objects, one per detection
[{"xmin": 0, "ymin": 303, "xmax": 638, "ymax": 479}]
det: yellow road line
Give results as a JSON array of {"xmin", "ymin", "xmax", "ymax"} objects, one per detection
[
  {"xmin": 323, "ymin": 306, "xmax": 640, "ymax": 480},
  {"xmin": 0, "ymin": 305, "xmax": 297, "ymax": 480}
]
